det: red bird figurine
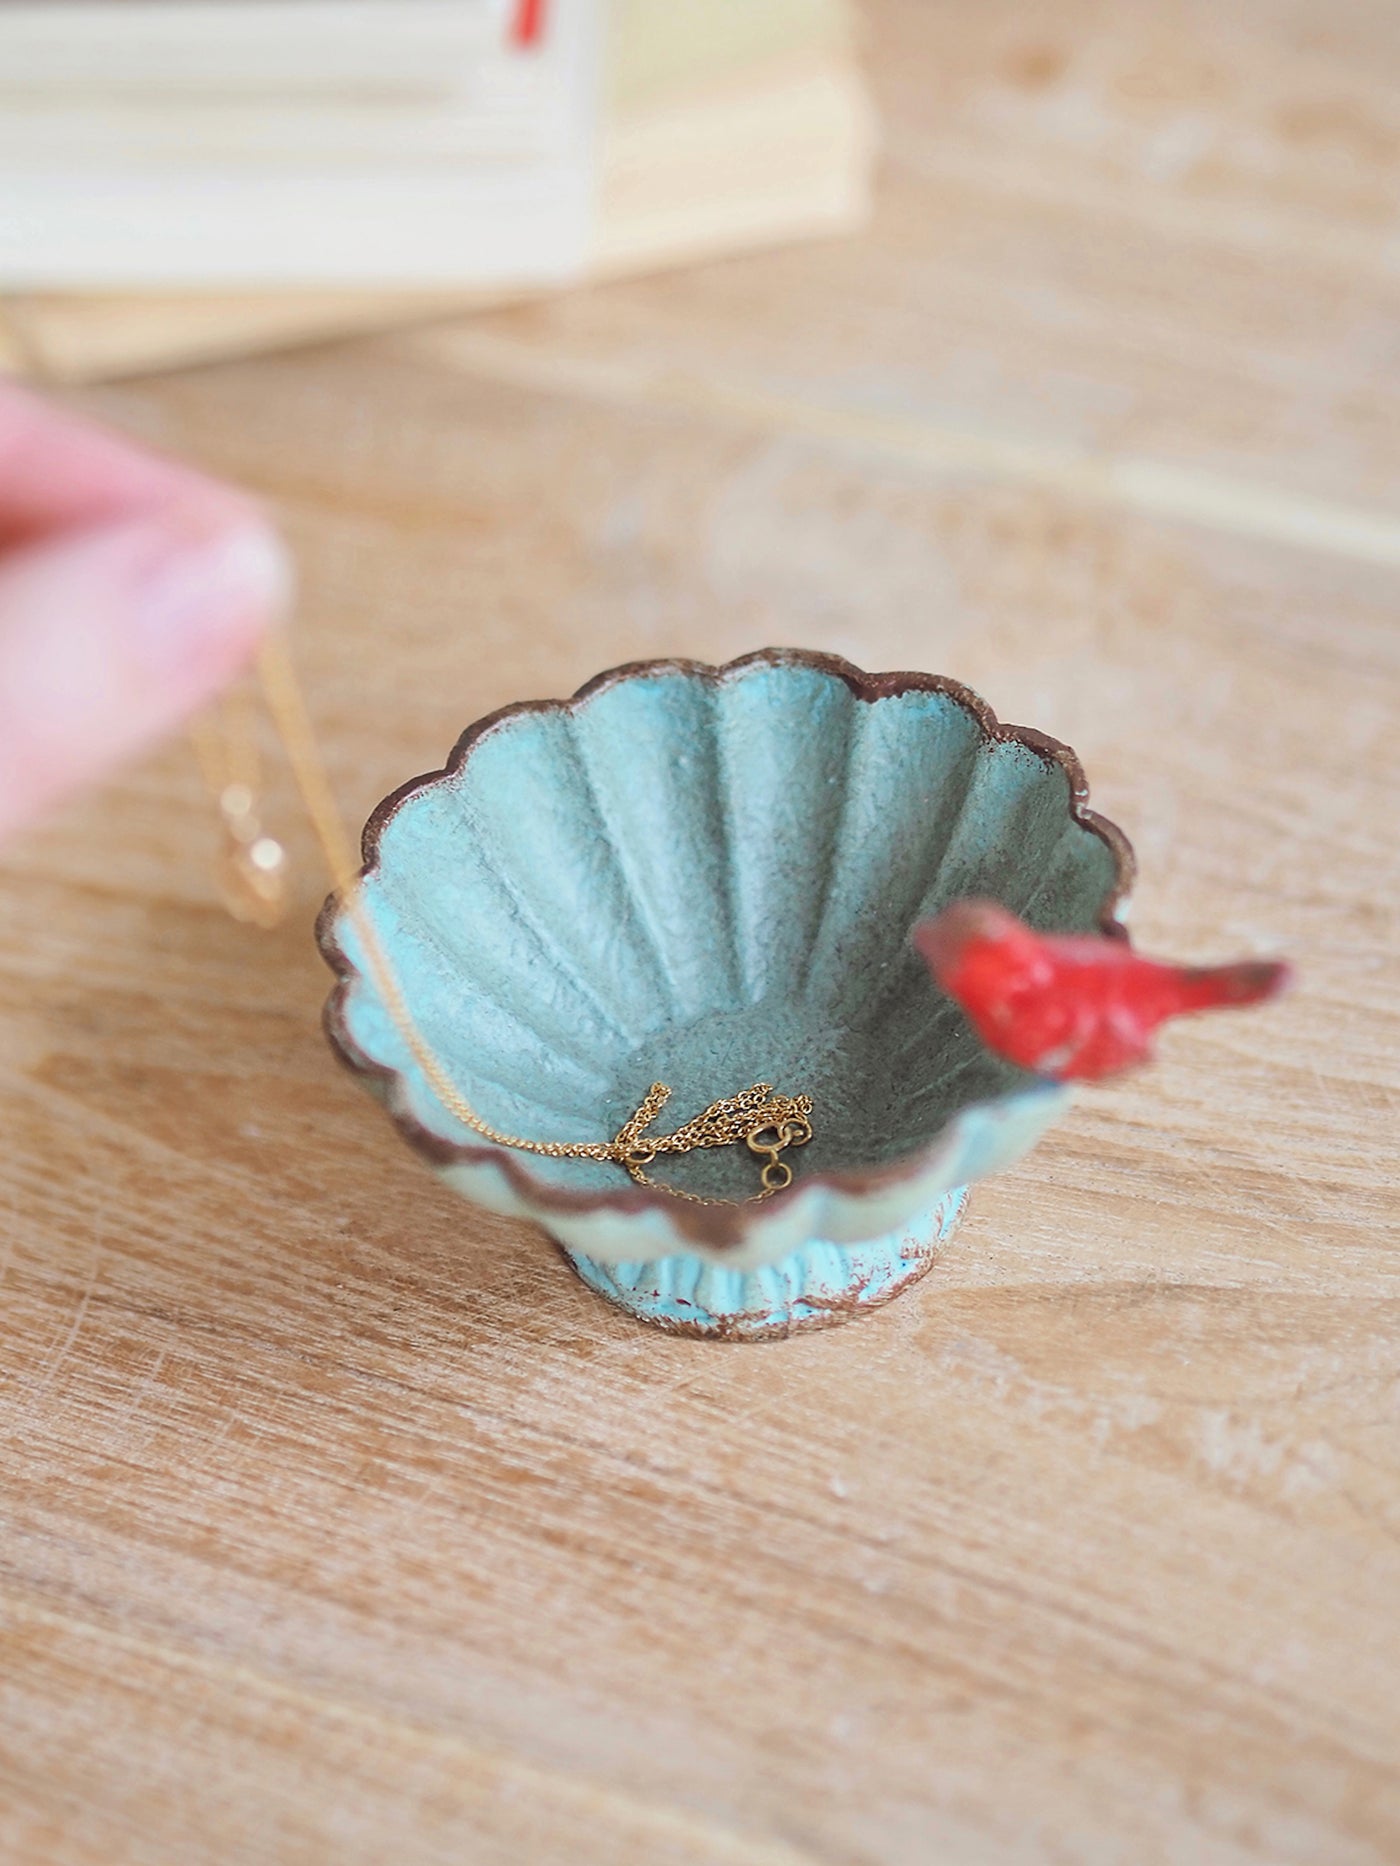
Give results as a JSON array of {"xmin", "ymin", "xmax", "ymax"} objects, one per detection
[{"xmin": 913, "ymin": 900, "xmax": 1291, "ymax": 1082}]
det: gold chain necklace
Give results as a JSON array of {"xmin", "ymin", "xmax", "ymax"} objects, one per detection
[{"xmin": 192, "ymin": 632, "xmax": 814, "ymax": 1205}]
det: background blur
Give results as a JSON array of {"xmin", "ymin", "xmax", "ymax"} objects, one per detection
[
  {"xmin": 1, "ymin": 0, "xmax": 874, "ymax": 372},
  {"xmin": 2, "ymin": 5, "xmax": 1398, "ymax": 1865}
]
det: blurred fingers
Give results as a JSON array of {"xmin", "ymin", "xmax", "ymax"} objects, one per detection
[
  {"xmin": 0, "ymin": 506, "xmax": 290, "ymax": 844},
  {"xmin": 0, "ymin": 379, "xmax": 241, "ymax": 547}
]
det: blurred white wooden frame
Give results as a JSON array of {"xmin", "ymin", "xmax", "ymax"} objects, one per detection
[
  {"xmin": 0, "ymin": 0, "xmax": 875, "ymax": 375},
  {"xmin": 0, "ymin": 0, "xmax": 601, "ymax": 285},
  {"xmin": 0, "ymin": 1, "xmax": 504, "ymax": 95}
]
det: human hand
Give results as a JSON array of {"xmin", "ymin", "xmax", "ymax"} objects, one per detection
[{"xmin": 0, "ymin": 381, "xmax": 289, "ymax": 846}]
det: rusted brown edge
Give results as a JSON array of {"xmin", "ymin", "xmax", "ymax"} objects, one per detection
[
  {"xmin": 315, "ymin": 648, "xmax": 1136, "ymax": 1250},
  {"xmin": 550, "ymin": 1203, "xmax": 953, "ymax": 1342}
]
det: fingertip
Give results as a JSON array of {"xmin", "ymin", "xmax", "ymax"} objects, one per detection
[
  {"xmin": 0, "ymin": 508, "xmax": 292, "ymax": 843},
  {"xmin": 130, "ymin": 511, "xmax": 293, "ymax": 697}
]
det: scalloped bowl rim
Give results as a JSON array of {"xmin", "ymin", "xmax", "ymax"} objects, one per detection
[{"xmin": 317, "ymin": 649, "xmax": 1135, "ymax": 1261}]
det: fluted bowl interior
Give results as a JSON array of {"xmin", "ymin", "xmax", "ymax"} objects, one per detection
[{"xmin": 325, "ymin": 656, "xmax": 1127, "ymax": 1224}]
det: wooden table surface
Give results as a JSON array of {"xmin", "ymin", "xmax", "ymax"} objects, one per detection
[{"xmin": 3, "ymin": 3, "xmax": 1399, "ymax": 1861}]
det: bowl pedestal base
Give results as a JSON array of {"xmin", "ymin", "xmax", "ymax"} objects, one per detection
[{"xmin": 557, "ymin": 1188, "xmax": 968, "ymax": 1341}]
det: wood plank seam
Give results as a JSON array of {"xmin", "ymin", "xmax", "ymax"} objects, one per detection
[{"xmin": 399, "ymin": 326, "xmax": 1400, "ymax": 568}]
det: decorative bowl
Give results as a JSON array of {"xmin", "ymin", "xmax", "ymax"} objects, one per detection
[{"xmin": 318, "ymin": 650, "xmax": 1132, "ymax": 1339}]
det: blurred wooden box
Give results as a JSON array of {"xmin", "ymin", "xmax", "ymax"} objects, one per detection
[{"xmin": 0, "ymin": 0, "xmax": 875, "ymax": 381}]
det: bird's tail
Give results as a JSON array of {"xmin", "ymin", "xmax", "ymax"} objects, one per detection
[{"xmin": 1161, "ymin": 959, "xmax": 1292, "ymax": 1015}]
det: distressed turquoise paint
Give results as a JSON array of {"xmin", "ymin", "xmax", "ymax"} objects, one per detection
[
  {"xmin": 561, "ymin": 1189, "xmax": 969, "ymax": 1340},
  {"xmin": 322, "ymin": 655, "xmax": 1128, "ymax": 1334}
]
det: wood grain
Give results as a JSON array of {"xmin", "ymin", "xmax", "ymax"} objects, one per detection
[{"xmin": 1, "ymin": 2, "xmax": 1398, "ymax": 1861}]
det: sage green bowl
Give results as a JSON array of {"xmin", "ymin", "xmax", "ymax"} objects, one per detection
[{"xmin": 319, "ymin": 650, "xmax": 1132, "ymax": 1339}]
